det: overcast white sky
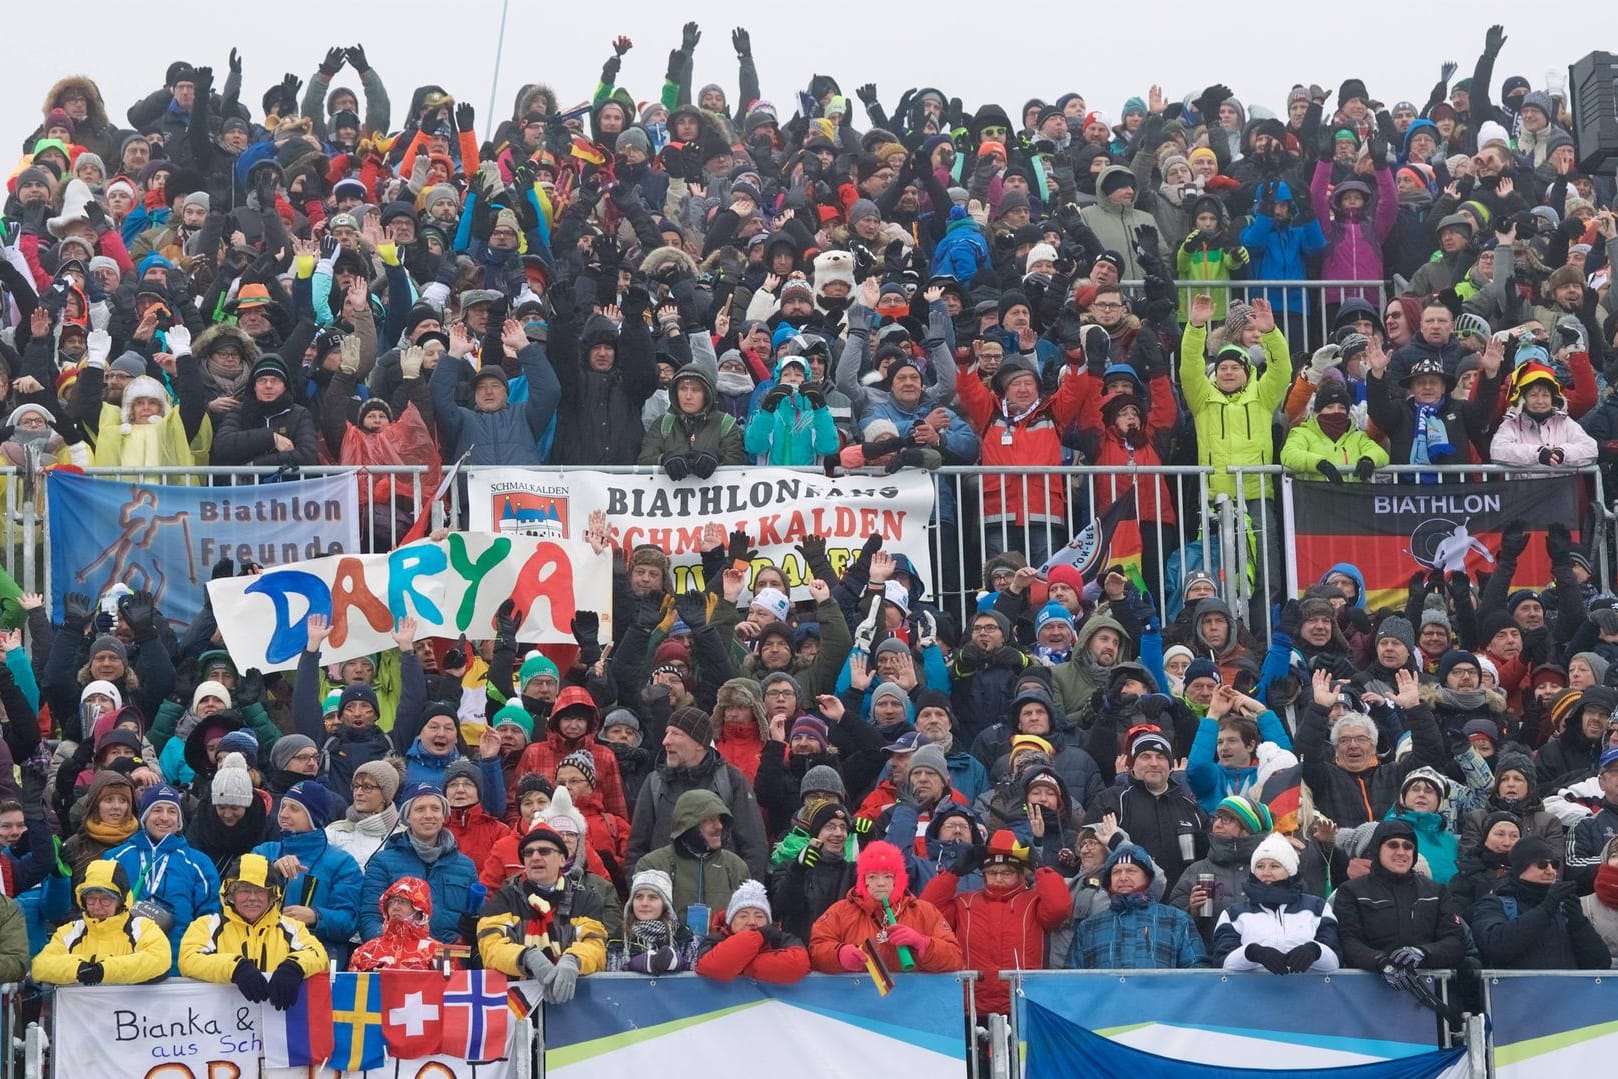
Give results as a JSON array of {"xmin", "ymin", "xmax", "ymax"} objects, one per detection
[{"xmin": 6, "ymin": 0, "xmax": 1598, "ymax": 165}]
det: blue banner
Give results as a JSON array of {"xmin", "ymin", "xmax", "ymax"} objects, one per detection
[
  {"xmin": 1488, "ymin": 973, "xmax": 1618, "ymax": 1076},
  {"xmin": 543, "ymin": 973, "xmax": 964, "ymax": 1079},
  {"xmin": 47, "ymin": 470, "xmax": 360, "ymax": 629},
  {"xmin": 1023, "ymin": 998, "xmax": 1468, "ymax": 1078},
  {"xmin": 1017, "ymin": 971, "xmax": 1448, "ymax": 1068}
]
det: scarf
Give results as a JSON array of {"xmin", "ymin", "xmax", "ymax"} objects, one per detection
[
  {"xmin": 1108, "ymin": 891, "xmax": 1150, "ymax": 912},
  {"xmin": 84, "ymin": 816, "xmax": 138, "ymax": 846},
  {"xmin": 409, "ymin": 829, "xmax": 451, "ymax": 865},
  {"xmin": 1433, "ymin": 686, "xmax": 1488, "ymax": 712},
  {"xmin": 201, "ymin": 356, "xmax": 250, "ymax": 398},
  {"xmin": 1318, "ymin": 411, "xmax": 1351, "ymax": 441},
  {"xmin": 1033, "ymin": 645, "xmax": 1072, "ymax": 664},
  {"xmin": 629, "ymin": 917, "xmax": 674, "ymax": 951},
  {"xmin": 1594, "ymin": 863, "xmax": 1618, "ymax": 909},
  {"xmin": 346, "ymin": 804, "xmax": 400, "ymax": 832},
  {"xmin": 716, "ymin": 371, "xmax": 753, "ymax": 396},
  {"xmin": 1410, "ymin": 399, "xmax": 1451, "ymax": 482}
]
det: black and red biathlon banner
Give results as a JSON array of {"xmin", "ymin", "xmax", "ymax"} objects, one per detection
[{"xmin": 1284, "ymin": 475, "xmax": 1586, "ymax": 610}]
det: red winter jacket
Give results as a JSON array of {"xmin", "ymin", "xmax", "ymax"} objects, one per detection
[
  {"xmin": 716, "ymin": 722, "xmax": 766, "ymax": 785},
  {"xmin": 447, "ymin": 803, "xmax": 513, "ymax": 877},
  {"xmin": 696, "ymin": 926, "xmax": 812, "ymax": 983},
  {"xmin": 919, "ymin": 867, "xmax": 1071, "ymax": 1015},
  {"xmin": 1074, "ymin": 372, "xmax": 1181, "ymax": 525},
  {"xmin": 518, "ymin": 734, "xmax": 628, "ymax": 818},
  {"xmin": 955, "ymin": 362, "xmax": 1086, "ymax": 524}
]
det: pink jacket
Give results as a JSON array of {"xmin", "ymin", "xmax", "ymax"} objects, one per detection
[
  {"xmin": 1310, "ymin": 161, "xmax": 1397, "ymax": 305},
  {"xmin": 1489, "ymin": 407, "xmax": 1598, "ymax": 467}
]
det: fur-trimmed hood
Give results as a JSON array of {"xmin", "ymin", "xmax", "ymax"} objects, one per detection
[
  {"xmin": 511, "ymin": 83, "xmax": 559, "ymax": 123},
  {"xmin": 640, "ymin": 245, "xmax": 699, "ymax": 279},
  {"xmin": 192, "ymin": 322, "xmax": 262, "ymax": 365},
  {"xmin": 42, "ymin": 76, "xmax": 109, "ymax": 132},
  {"xmin": 1418, "ymin": 681, "xmax": 1509, "ymax": 714}
]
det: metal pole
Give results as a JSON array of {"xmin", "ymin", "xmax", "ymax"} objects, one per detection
[{"xmin": 485, "ymin": 0, "xmax": 513, "ymax": 143}]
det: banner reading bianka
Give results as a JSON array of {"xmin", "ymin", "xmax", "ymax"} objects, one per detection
[
  {"xmin": 46, "ymin": 470, "xmax": 361, "ymax": 628},
  {"xmin": 206, "ymin": 533, "xmax": 613, "ymax": 672},
  {"xmin": 1284, "ymin": 475, "xmax": 1583, "ymax": 609},
  {"xmin": 467, "ymin": 468, "xmax": 937, "ymax": 598},
  {"xmin": 53, "ymin": 978, "xmax": 263, "ymax": 1079}
]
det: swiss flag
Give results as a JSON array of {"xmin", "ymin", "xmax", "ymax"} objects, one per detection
[
  {"xmin": 380, "ymin": 970, "xmax": 445, "ymax": 1059},
  {"xmin": 443, "ymin": 969, "xmax": 511, "ymax": 1062}
]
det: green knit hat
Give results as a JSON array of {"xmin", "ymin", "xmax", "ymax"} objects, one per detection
[
  {"xmin": 1216, "ymin": 795, "xmax": 1273, "ymax": 835},
  {"xmin": 491, "ymin": 702, "xmax": 534, "ymax": 740},
  {"xmin": 518, "ymin": 653, "xmax": 560, "ymax": 690},
  {"xmin": 322, "ymin": 689, "xmax": 343, "ymax": 716}
]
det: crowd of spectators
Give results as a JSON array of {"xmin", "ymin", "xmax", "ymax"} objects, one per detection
[{"xmin": 0, "ymin": 19, "xmax": 1615, "ymax": 1058}]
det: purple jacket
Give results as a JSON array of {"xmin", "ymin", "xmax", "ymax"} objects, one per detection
[{"xmin": 1310, "ymin": 161, "xmax": 1397, "ymax": 305}]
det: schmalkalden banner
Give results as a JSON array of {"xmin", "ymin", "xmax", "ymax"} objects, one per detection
[
  {"xmin": 467, "ymin": 468, "xmax": 936, "ymax": 599},
  {"xmin": 1284, "ymin": 475, "xmax": 1584, "ymax": 609}
]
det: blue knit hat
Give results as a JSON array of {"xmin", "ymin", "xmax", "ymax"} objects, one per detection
[
  {"xmin": 281, "ymin": 781, "xmax": 338, "ymax": 830},
  {"xmin": 139, "ymin": 784, "xmax": 184, "ymax": 827}
]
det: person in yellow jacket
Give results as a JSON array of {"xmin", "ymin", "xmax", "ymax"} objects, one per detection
[
  {"xmin": 1181, "ymin": 294, "xmax": 1292, "ymax": 602},
  {"xmin": 1281, "ymin": 378, "xmax": 1389, "ymax": 483},
  {"xmin": 477, "ymin": 824, "xmax": 607, "ymax": 1003},
  {"xmin": 32, "ymin": 861, "xmax": 170, "ymax": 986},
  {"xmin": 90, "ymin": 373, "xmax": 197, "ymax": 476},
  {"xmin": 179, "ymin": 853, "xmax": 328, "ymax": 1010}
]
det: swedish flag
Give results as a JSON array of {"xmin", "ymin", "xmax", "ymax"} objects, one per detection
[{"xmin": 330, "ymin": 971, "xmax": 386, "ymax": 1072}]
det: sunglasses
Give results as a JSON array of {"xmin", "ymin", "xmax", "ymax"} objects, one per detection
[
  {"xmin": 1526, "ymin": 858, "xmax": 1559, "ymax": 871},
  {"xmin": 1383, "ymin": 840, "xmax": 1416, "ymax": 851}
]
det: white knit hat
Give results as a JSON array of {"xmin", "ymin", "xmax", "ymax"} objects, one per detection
[
  {"xmin": 192, "ymin": 680, "xmax": 232, "ymax": 712},
  {"xmin": 210, "ymin": 752, "xmax": 255, "ymax": 809},
  {"xmin": 1250, "ymin": 832, "xmax": 1299, "ymax": 877},
  {"xmin": 725, "ymin": 879, "xmax": 772, "ymax": 926},
  {"xmin": 629, "ymin": 869, "xmax": 675, "ymax": 916}
]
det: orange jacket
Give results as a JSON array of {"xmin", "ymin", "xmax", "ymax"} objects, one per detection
[{"xmin": 808, "ymin": 889, "xmax": 962, "ymax": 974}]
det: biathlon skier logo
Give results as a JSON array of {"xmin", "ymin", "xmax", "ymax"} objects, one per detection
[{"xmin": 1408, "ymin": 518, "xmax": 1495, "ymax": 575}]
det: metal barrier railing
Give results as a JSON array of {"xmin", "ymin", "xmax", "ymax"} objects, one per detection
[
  {"xmin": 6, "ymin": 460, "xmax": 1610, "ymax": 647},
  {"xmin": 1121, "ymin": 278, "xmax": 1390, "ymax": 354}
]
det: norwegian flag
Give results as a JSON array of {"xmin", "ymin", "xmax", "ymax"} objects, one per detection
[
  {"xmin": 380, "ymin": 970, "xmax": 445, "ymax": 1060},
  {"xmin": 443, "ymin": 968, "xmax": 511, "ymax": 1062}
]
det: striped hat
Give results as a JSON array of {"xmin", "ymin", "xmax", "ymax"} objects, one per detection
[{"xmin": 1215, "ymin": 795, "xmax": 1273, "ymax": 835}]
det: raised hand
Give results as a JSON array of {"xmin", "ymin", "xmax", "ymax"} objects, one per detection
[
  {"xmin": 391, "ymin": 616, "xmax": 418, "ymax": 651},
  {"xmin": 305, "ymin": 613, "xmax": 331, "ymax": 652}
]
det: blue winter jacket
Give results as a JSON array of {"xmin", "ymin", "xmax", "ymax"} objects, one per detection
[
  {"xmin": 359, "ymin": 830, "xmax": 479, "ymax": 943},
  {"xmin": 1240, "ymin": 195, "xmax": 1328, "ymax": 313},
  {"xmin": 252, "ymin": 828, "xmax": 364, "ymax": 959},
  {"xmin": 106, "ymin": 832, "xmax": 222, "ymax": 972}
]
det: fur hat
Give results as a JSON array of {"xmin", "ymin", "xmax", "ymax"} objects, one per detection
[
  {"xmin": 855, "ymin": 840, "xmax": 909, "ymax": 899},
  {"xmin": 813, "ymin": 250, "xmax": 856, "ymax": 294}
]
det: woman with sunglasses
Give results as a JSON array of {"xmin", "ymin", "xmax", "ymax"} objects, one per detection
[
  {"xmin": 1328, "ymin": 819, "xmax": 1466, "ymax": 974},
  {"xmin": 1470, "ymin": 837, "xmax": 1609, "ymax": 969}
]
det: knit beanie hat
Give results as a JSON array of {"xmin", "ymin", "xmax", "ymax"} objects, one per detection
[
  {"xmin": 216, "ymin": 728, "xmax": 260, "ymax": 762},
  {"xmin": 629, "ymin": 868, "xmax": 676, "ymax": 916},
  {"xmin": 558, "ymin": 748, "xmax": 597, "ymax": 787},
  {"xmin": 907, "ymin": 743, "xmax": 951, "ymax": 783},
  {"xmin": 669, "ymin": 707, "xmax": 714, "ymax": 747},
  {"xmin": 1215, "ymin": 795, "xmax": 1273, "ymax": 835},
  {"xmin": 270, "ymin": 734, "xmax": 317, "ymax": 772},
  {"xmin": 282, "ymin": 780, "xmax": 338, "ymax": 829},
  {"xmin": 789, "ymin": 715, "xmax": 830, "ymax": 752},
  {"xmin": 139, "ymin": 784, "xmax": 184, "ymax": 827},
  {"xmin": 725, "ymin": 879, "xmax": 772, "ymax": 926},
  {"xmin": 491, "ymin": 702, "xmax": 534, "ymax": 740},
  {"xmin": 601, "ymin": 708, "xmax": 642, "ymax": 738},
  {"xmin": 192, "ymin": 680, "xmax": 232, "ymax": 712},
  {"xmin": 1573, "ymin": 651, "xmax": 1611, "ymax": 685},
  {"xmin": 210, "ymin": 753, "xmax": 255, "ymax": 808},
  {"xmin": 1250, "ymin": 831, "xmax": 1299, "ymax": 877},
  {"xmin": 90, "ymin": 635, "xmax": 128, "ymax": 663},
  {"xmin": 354, "ymin": 760, "xmax": 401, "ymax": 803},
  {"xmin": 800, "ymin": 764, "xmax": 847, "ymax": 799},
  {"xmin": 1509, "ymin": 836, "xmax": 1559, "ymax": 878},
  {"xmin": 1376, "ymin": 616, "xmax": 1416, "ymax": 652}
]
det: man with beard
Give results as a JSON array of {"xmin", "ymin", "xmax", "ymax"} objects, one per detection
[
  {"xmin": 949, "ymin": 611, "xmax": 1030, "ymax": 746},
  {"xmin": 1050, "ymin": 613, "xmax": 1131, "ymax": 724}
]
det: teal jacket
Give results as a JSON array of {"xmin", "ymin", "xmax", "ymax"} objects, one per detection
[{"xmin": 744, "ymin": 391, "xmax": 839, "ymax": 465}]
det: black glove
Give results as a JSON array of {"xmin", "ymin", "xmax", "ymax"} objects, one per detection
[
  {"xmin": 991, "ymin": 645, "xmax": 1025, "ymax": 670},
  {"xmin": 346, "ymin": 44, "xmax": 370, "ymax": 73},
  {"xmin": 229, "ymin": 48, "xmax": 242, "ymax": 75},
  {"xmin": 675, "ymin": 589, "xmax": 709, "ymax": 629},
  {"xmin": 948, "ymin": 845, "xmax": 986, "ymax": 877},
  {"xmin": 63, "ymin": 592, "xmax": 93, "ymax": 633},
  {"xmin": 681, "ymin": 21, "xmax": 701, "ymax": 52},
  {"xmin": 267, "ymin": 960, "xmax": 305, "ymax": 1011},
  {"xmin": 496, "ymin": 598, "xmax": 521, "ymax": 644},
  {"xmin": 319, "ymin": 46, "xmax": 346, "ymax": 77},
  {"xmin": 77, "ymin": 961, "xmax": 106, "ymax": 986},
  {"xmin": 690, "ymin": 452, "xmax": 718, "ymax": 479},
  {"xmin": 1538, "ymin": 446, "xmax": 1561, "ymax": 466},
  {"xmin": 1278, "ymin": 598, "xmax": 1304, "ymax": 638},
  {"xmin": 235, "ymin": 668, "xmax": 265, "ymax": 708},
  {"xmin": 1284, "ymin": 942, "xmax": 1322, "ymax": 974},
  {"xmin": 856, "ymin": 83, "xmax": 879, "ymax": 108},
  {"xmin": 455, "ymin": 103, "xmax": 475, "ymax": 133},
  {"xmin": 661, "ymin": 453, "xmax": 691, "ymax": 481},
  {"xmin": 1547, "ymin": 879, "xmax": 1579, "ymax": 904},
  {"xmin": 232, "ymin": 958, "xmax": 271, "ymax": 1002},
  {"xmin": 1484, "ymin": 23, "xmax": 1507, "ymax": 59},
  {"xmin": 648, "ymin": 946, "xmax": 680, "ymax": 975},
  {"xmin": 1499, "ymin": 518, "xmax": 1529, "ymax": 561},
  {"xmin": 797, "ymin": 535, "xmax": 834, "ymax": 583},
  {"xmin": 1354, "ymin": 456, "xmax": 1376, "ymax": 482},
  {"xmin": 1546, "ymin": 521, "xmax": 1574, "ymax": 567},
  {"xmin": 120, "ymin": 590, "xmax": 158, "ymax": 642},
  {"xmin": 802, "ymin": 387, "xmax": 826, "ymax": 410},
  {"xmin": 1317, "ymin": 459, "xmax": 1344, "ymax": 485},
  {"xmin": 760, "ymin": 386, "xmax": 790, "ymax": 412},
  {"xmin": 728, "ymin": 530, "xmax": 758, "ymax": 565},
  {"xmin": 1245, "ymin": 943, "xmax": 1292, "ymax": 975},
  {"xmin": 757, "ymin": 924, "xmax": 785, "ymax": 949},
  {"xmin": 1194, "ymin": 84, "xmax": 1234, "ymax": 123},
  {"xmin": 635, "ymin": 595, "xmax": 666, "ymax": 631},
  {"xmin": 731, "ymin": 27, "xmax": 751, "ymax": 58}
]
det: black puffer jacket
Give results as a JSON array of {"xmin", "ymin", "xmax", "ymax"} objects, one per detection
[
  {"xmin": 1329, "ymin": 819, "xmax": 1467, "ymax": 971},
  {"xmin": 1295, "ymin": 701, "xmax": 1447, "ymax": 828},
  {"xmin": 211, "ymin": 386, "xmax": 319, "ymax": 466},
  {"xmin": 1471, "ymin": 877, "xmax": 1611, "ymax": 970}
]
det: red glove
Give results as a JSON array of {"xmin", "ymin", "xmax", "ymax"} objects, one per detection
[
  {"xmin": 837, "ymin": 944, "xmax": 866, "ymax": 972},
  {"xmin": 886, "ymin": 924, "xmax": 930, "ymax": 954}
]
